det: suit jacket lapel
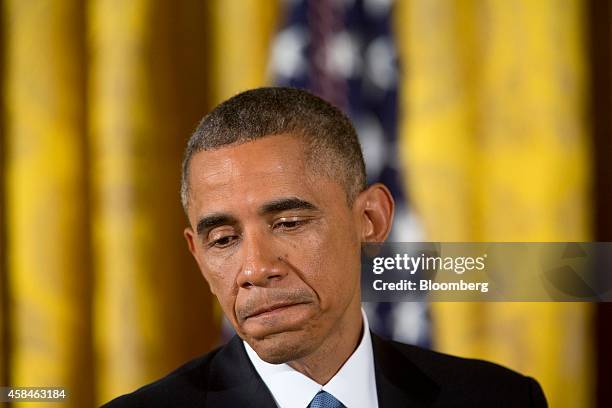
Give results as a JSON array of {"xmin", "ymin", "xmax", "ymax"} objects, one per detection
[
  {"xmin": 372, "ymin": 333, "xmax": 439, "ymax": 408},
  {"xmin": 205, "ymin": 335, "xmax": 277, "ymax": 407},
  {"xmin": 204, "ymin": 333, "xmax": 439, "ymax": 407}
]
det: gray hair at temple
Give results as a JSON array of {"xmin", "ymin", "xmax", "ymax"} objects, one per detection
[{"xmin": 180, "ymin": 87, "xmax": 367, "ymax": 213}]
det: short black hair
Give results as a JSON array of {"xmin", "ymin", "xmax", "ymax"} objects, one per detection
[{"xmin": 181, "ymin": 87, "xmax": 367, "ymax": 211}]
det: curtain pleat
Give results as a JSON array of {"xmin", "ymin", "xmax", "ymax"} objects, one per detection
[
  {"xmin": 3, "ymin": 1, "xmax": 92, "ymax": 406},
  {"xmin": 209, "ymin": 0, "xmax": 280, "ymax": 103},
  {"xmin": 87, "ymin": 0, "xmax": 220, "ymax": 403},
  {"xmin": 397, "ymin": 1, "xmax": 592, "ymax": 407}
]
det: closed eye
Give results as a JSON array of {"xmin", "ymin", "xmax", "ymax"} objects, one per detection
[
  {"xmin": 208, "ymin": 235, "xmax": 239, "ymax": 248},
  {"xmin": 273, "ymin": 219, "xmax": 308, "ymax": 230}
]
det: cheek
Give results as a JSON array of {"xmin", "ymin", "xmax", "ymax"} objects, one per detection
[
  {"xmin": 322, "ymin": 233, "xmax": 361, "ymax": 288},
  {"xmin": 198, "ymin": 245, "xmax": 241, "ymax": 284},
  {"xmin": 206, "ymin": 271, "xmax": 234, "ymax": 296},
  {"xmin": 208, "ymin": 278, "xmax": 239, "ymax": 322},
  {"xmin": 199, "ymin": 262, "xmax": 239, "ymax": 308},
  {"xmin": 293, "ymin": 223, "xmax": 361, "ymax": 303}
]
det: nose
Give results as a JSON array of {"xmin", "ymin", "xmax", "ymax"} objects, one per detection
[{"xmin": 236, "ymin": 230, "xmax": 286, "ymax": 288}]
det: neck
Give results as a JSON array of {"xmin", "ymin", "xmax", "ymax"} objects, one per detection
[{"xmin": 287, "ymin": 304, "xmax": 363, "ymax": 385}]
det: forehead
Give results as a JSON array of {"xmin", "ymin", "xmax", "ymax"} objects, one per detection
[
  {"xmin": 189, "ymin": 134, "xmax": 308, "ymax": 192},
  {"xmin": 186, "ymin": 134, "xmax": 343, "ymax": 218}
]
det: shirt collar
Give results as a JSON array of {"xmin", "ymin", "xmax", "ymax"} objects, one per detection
[{"xmin": 243, "ymin": 309, "xmax": 379, "ymax": 408}]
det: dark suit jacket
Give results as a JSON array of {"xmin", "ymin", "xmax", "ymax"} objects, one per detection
[{"xmin": 102, "ymin": 333, "xmax": 547, "ymax": 407}]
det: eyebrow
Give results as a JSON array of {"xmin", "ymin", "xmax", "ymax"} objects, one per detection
[
  {"xmin": 195, "ymin": 197, "xmax": 319, "ymax": 236},
  {"xmin": 259, "ymin": 197, "xmax": 318, "ymax": 215},
  {"xmin": 196, "ymin": 214, "xmax": 237, "ymax": 236}
]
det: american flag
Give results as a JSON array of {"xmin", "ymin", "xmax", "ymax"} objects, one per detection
[{"xmin": 269, "ymin": 0, "xmax": 430, "ymax": 346}]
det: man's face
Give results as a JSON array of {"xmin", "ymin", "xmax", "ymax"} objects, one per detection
[{"xmin": 184, "ymin": 134, "xmax": 364, "ymax": 363}]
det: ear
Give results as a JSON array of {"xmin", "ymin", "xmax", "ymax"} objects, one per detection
[
  {"xmin": 184, "ymin": 226, "xmax": 198, "ymax": 257},
  {"xmin": 352, "ymin": 183, "xmax": 395, "ymax": 242}
]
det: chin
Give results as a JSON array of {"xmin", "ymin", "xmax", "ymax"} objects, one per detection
[{"xmin": 247, "ymin": 331, "xmax": 317, "ymax": 364}]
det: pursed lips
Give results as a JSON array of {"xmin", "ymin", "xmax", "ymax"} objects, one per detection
[{"xmin": 244, "ymin": 301, "xmax": 309, "ymax": 320}]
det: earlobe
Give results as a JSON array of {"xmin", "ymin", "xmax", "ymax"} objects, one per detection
[{"xmin": 356, "ymin": 183, "xmax": 395, "ymax": 243}]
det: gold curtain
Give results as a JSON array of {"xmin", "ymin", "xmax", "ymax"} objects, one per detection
[
  {"xmin": 4, "ymin": 2, "xmax": 92, "ymax": 407},
  {"xmin": 1, "ymin": 0, "xmax": 279, "ymax": 406},
  {"xmin": 210, "ymin": 0, "xmax": 280, "ymax": 104},
  {"xmin": 396, "ymin": 1, "xmax": 592, "ymax": 407},
  {"xmin": 88, "ymin": 0, "xmax": 217, "ymax": 402}
]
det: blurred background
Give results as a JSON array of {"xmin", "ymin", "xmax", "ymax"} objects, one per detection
[{"xmin": 0, "ymin": 0, "xmax": 610, "ymax": 406}]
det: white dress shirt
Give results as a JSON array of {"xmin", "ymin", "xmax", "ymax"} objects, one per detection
[{"xmin": 243, "ymin": 309, "xmax": 379, "ymax": 408}]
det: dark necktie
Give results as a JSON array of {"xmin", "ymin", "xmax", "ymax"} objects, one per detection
[{"xmin": 308, "ymin": 390, "xmax": 345, "ymax": 408}]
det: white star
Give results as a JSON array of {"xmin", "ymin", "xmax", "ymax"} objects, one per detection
[
  {"xmin": 392, "ymin": 301, "xmax": 429, "ymax": 345},
  {"xmin": 356, "ymin": 114, "xmax": 385, "ymax": 180},
  {"xmin": 365, "ymin": 36, "xmax": 397, "ymax": 90},
  {"xmin": 391, "ymin": 204, "xmax": 425, "ymax": 242},
  {"xmin": 269, "ymin": 26, "xmax": 309, "ymax": 79},
  {"xmin": 326, "ymin": 31, "xmax": 361, "ymax": 78}
]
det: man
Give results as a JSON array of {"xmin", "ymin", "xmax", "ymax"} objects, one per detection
[{"xmin": 104, "ymin": 87, "xmax": 547, "ymax": 407}]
